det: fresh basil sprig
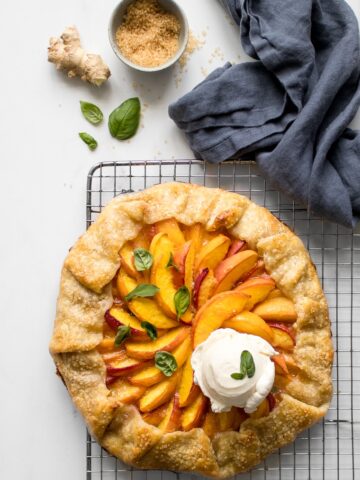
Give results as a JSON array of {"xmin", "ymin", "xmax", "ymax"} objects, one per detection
[
  {"xmin": 166, "ymin": 252, "xmax": 179, "ymax": 271},
  {"xmin": 79, "ymin": 132, "xmax": 97, "ymax": 150},
  {"xmin": 174, "ymin": 286, "xmax": 190, "ymax": 320},
  {"xmin": 108, "ymin": 97, "xmax": 141, "ymax": 140},
  {"xmin": 124, "ymin": 283, "xmax": 159, "ymax": 301},
  {"xmin": 114, "ymin": 325, "xmax": 131, "ymax": 347},
  {"xmin": 141, "ymin": 321, "xmax": 158, "ymax": 340},
  {"xmin": 155, "ymin": 351, "xmax": 177, "ymax": 377},
  {"xmin": 231, "ymin": 350, "xmax": 255, "ymax": 380},
  {"xmin": 134, "ymin": 248, "xmax": 153, "ymax": 271},
  {"xmin": 80, "ymin": 101, "xmax": 103, "ymax": 125}
]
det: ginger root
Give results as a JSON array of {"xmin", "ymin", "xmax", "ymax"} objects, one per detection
[{"xmin": 48, "ymin": 26, "xmax": 110, "ymax": 86}]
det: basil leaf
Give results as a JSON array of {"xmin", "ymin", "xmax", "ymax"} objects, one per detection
[
  {"xmin": 79, "ymin": 132, "xmax": 98, "ymax": 150},
  {"xmin": 174, "ymin": 286, "xmax": 190, "ymax": 320},
  {"xmin": 165, "ymin": 252, "xmax": 179, "ymax": 271},
  {"xmin": 241, "ymin": 350, "xmax": 255, "ymax": 378},
  {"xmin": 114, "ymin": 325, "xmax": 131, "ymax": 347},
  {"xmin": 134, "ymin": 248, "xmax": 153, "ymax": 271},
  {"xmin": 80, "ymin": 101, "xmax": 103, "ymax": 125},
  {"xmin": 155, "ymin": 351, "xmax": 178, "ymax": 377},
  {"xmin": 231, "ymin": 350, "xmax": 256, "ymax": 380},
  {"xmin": 108, "ymin": 97, "xmax": 141, "ymax": 140},
  {"xmin": 141, "ymin": 321, "xmax": 158, "ymax": 340},
  {"xmin": 124, "ymin": 283, "xmax": 159, "ymax": 301}
]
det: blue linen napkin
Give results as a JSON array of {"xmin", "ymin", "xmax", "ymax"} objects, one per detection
[{"xmin": 168, "ymin": 0, "xmax": 360, "ymax": 228}]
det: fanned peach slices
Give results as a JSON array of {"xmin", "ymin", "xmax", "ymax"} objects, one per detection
[{"xmin": 99, "ymin": 218, "xmax": 299, "ymax": 435}]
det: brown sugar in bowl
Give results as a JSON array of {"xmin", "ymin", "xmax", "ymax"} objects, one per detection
[{"xmin": 109, "ymin": 0, "xmax": 189, "ymax": 72}]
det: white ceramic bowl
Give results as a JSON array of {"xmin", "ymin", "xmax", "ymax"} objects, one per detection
[{"xmin": 109, "ymin": 0, "xmax": 189, "ymax": 72}]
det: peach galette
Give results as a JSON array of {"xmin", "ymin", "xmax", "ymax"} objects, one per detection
[{"xmin": 50, "ymin": 183, "xmax": 333, "ymax": 478}]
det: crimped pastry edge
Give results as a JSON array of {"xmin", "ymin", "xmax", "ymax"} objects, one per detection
[{"xmin": 50, "ymin": 182, "xmax": 333, "ymax": 477}]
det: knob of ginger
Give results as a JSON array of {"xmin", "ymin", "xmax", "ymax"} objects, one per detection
[{"xmin": 48, "ymin": 26, "xmax": 111, "ymax": 86}]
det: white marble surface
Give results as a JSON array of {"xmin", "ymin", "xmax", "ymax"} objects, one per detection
[{"xmin": 0, "ymin": 1, "xmax": 359, "ymax": 479}]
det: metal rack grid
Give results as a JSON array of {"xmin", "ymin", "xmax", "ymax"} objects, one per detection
[{"xmin": 86, "ymin": 160, "xmax": 360, "ymax": 480}]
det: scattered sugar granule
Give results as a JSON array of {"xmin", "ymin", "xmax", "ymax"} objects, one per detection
[
  {"xmin": 174, "ymin": 30, "xmax": 206, "ymax": 87},
  {"xmin": 208, "ymin": 47, "xmax": 225, "ymax": 64},
  {"xmin": 178, "ymin": 30, "xmax": 205, "ymax": 70}
]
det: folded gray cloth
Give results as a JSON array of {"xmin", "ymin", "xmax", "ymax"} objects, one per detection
[{"xmin": 169, "ymin": 0, "xmax": 360, "ymax": 228}]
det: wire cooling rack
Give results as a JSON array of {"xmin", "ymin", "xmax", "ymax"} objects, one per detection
[{"xmin": 86, "ymin": 160, "xmax": 360, "ymax": 480}]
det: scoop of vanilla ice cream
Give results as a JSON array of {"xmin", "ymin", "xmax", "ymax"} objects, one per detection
[{"xmin": 191, "ymin": 328, "xmax": 277, "ymax": 413}]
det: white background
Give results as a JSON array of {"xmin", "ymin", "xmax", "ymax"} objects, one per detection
[{"xmin": 1, "ymin": 1, "xmax": 359, "ymax": 479}]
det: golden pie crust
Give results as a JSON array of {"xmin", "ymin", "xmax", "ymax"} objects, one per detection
[{"xmin": 50, "ymin": 182, "xmax": 333, "ymax": 478}]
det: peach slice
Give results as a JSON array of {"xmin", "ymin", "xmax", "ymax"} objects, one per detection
[
  {"xmin": 97, "ymin": 337, "xmax": 117, "ymax": 354},
  {"xmin": 158, "ymin": 394, "xmax": 182, "ymax": 433},
  {"xmin": 150, "ymin": 234, "xmax": 192, "ymax": 321},
  {"xmin": 196, "ymin": 234, "xmax": 231, "ymax": 272},
  {"xmin": 203, "ymin": 408, "xmax": 246, "ymax": 438},
  {"xmin": 119, "ymin": 242, "xmax": 139, "ymax": 279},
  {"xmin": 266, "ymin": 288, "xmax": 282, "ymax": 300},
  {"xmin": 126, "ymin": 326, "xmax": 190, "ymax": 360},
  {"xmin": 101, "ymin": 349, "xmax": 127, "ymax": 364},
  {"xmin": 202, "ymin": 412, "xmax": 218, "ymax": 439},
  {"xmin": 282, "ymin": 353, "xmax": 300, "ymax": 374},
  {"xmin": 129, "ymin": 336, "xmax": 191, "ymax": 387},
  {"xmin": 149, "ymin": 232, "xmax": 166, "ymax": 256},
  {"xmin": 129, "ymin": 365, "xmax": 164, "ymax": 388},
  {"xmin": 196, "ymin": 269, "xmax": 217, "ymax": 308},
  {"xmin": 241, "ymin": 259, "xmax": 266, "ymax": 281},
  {"xmin": 106, "ymin": 356, "xmax": 147, "ymax": 377},
  {"xmin": 213, "ymin": 250, "xmax": 258, "ymax": 295},
  {"xmin": 117, "ymin": 269, "xmax": 178, "ymax": 329},
  {"xmin": 217, "ymin": 409, "xmax": 238, "ymax": 432},
  {"xmin": 106, "ymin": 375, "xmax": 118, "ymax": 387},
  {"xmin": 142, "ymin": 403, "xmax": 168, "ymax": 427},
  {"xmin": 234, "ymin": 276, "xmax": 276, "ymax": 310},
  {"xmin": 252, "ymin": 297, "xmax": 297, "ymax": 323},
  {"xmin": 103, "ymin": 323, "xmax": 116, "ymax": 340},
  {"xmin": 171, "ymin": 268, "xmax": 185, "ymax": 292},
  {"xmin": 178, "ymin": 355, "xmax": 200, "ymax": 408},
  {"xmin": 139, "ymin": 371, "xmax": 179, "ymax": 412},
  {"xmin": 226, "ymin": 240, "xmax": 247, "ymax": 258},
  {"xmin": 104, "ymin": 310, "xmax": 122, "ymax": 331},
  {"xmin": 193, "ymin": 268, "xmax": 209, "ymax": 309},
  {"xmin": 173, "ymin": 241, "xmax": 191, "ymax": 276},
  {"xmin": 106, "ymin": 307, "xmax": 149, "ymax": 340},
  {"xmin": 110, "ymin": 378, "xmax": 146, "ymax": 404},
  {"xmin": 184, "ymin": 241, "xmax": 196, "ymax": 293},
  {"xmin": 249, "ymin": 398, "xmax": 270, "ymax": 419},
  {"xmin": 201, "ymin": 230, "xmax": 218, "ymax": 245},
  {"xmin": 217, "ymin": 407, "xmax": 247, "ymax": 432},
  {"xmin": 181, "ymin": 391, "xmax": 208, "ymax": 431},
  {"xmin": 267, "ymin": 393, "xmax": 276, "ymax": 412},
  {"xmin": 274, "ymin": 373, "xmax": 290, "ymax": 390},
  {"xmin": 172, "ymin": 241, "xmax": 195, "ymax": 324},
  {"xmin": 234, "ymin": 408, "xmax": 248, "ymax": 428},
  {"xmin": 138, "ymin": 224, "xmax": 157, "ymax": 248},
  {"xmin": 194, "ymin": 268, "xmax": 217, "ymax": 308},
  {"xmin": 155, "ymin": 218, "xmax": 185, "ymax": 247},
  {"xmin": 185, "ymin": 223, "xmax": 203, "ymax": 252},
  {"xmin": 272, "ymin": 353, "xmax": 289, "ymax": 376},
  {"xmin": 223, "ymin": 311, "xmax": 274, "ymax": 344},
  {"xmin": 269, "ymin": 323, "xmax": 296, "ymax": 351},
  {"xmin": 193, "ymin": 291, "xmax": 249, "ymax": 347}
]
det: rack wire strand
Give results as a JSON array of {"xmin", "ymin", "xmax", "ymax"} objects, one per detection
[{"xmin": 86, "ymin": 160, "xmax": 360, "ymax": 480}]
